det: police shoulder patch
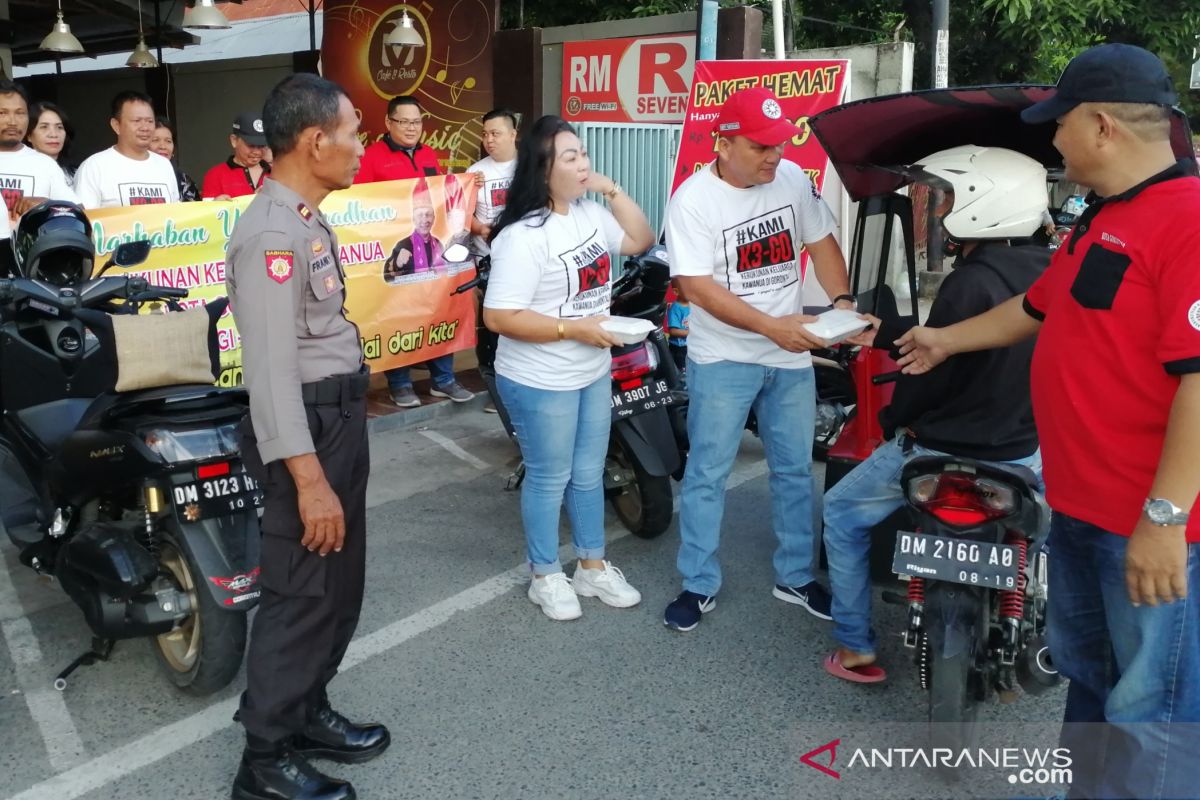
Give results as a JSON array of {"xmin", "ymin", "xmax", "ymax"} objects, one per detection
[
  {"xmin": 297, "ymin": 203, "xmax": 313, "ymax": 221},
  {"xmin": 265, "ymin": 250, "xmax": 295, "ymax": 284}
]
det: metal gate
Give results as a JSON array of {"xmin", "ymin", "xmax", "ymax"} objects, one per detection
[{"xmin": 576, "ymin": 122, "xmax": 683, "ymax": 241}]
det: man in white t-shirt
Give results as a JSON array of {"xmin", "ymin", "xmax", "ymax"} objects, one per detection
[
  {"xmin": 74, "ymin": 91, "xmax": 179, "ymax": 209},
  {"xmin": 0, "ymin": 81, "xmax": 77, "ymax": 219},
  {"xmin": 662, "ymin": 86, "xmax": 868, "ymax": 633},
  {"xmin": 467, "ymin": 108, "xmax": 518, "ymax": 255}
]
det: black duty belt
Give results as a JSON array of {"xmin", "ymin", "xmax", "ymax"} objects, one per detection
[{"xmin": 301, "ymin": 368, "xmax": 371, "ymax": 406}]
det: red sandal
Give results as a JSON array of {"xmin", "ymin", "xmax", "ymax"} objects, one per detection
[{"xmin": 823, "ymin": 651, "xmax": 887, "ymax": 684}]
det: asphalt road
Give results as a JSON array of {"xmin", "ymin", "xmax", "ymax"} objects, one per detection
[{"xmin": 0, "ymin": 406, "xmax": 1068, "ymax": 800}]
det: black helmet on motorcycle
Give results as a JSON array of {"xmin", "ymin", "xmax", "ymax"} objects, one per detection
[{"xmin": 13, "ymin": 201, "xmax": 94, "ymax": 287}]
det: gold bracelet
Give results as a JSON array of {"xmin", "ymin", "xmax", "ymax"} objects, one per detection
[
  {"xmin": 604, "ymin": 183, "xmax": 622, "ymax": 200},
  {"xmin": 557, "ymin": 320, "xmax": 565, "ymax": 340}
]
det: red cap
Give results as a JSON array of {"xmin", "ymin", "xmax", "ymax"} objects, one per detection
[{"xmin": 713, "ymin": 87, "xmax": 797, "ymax": 146}]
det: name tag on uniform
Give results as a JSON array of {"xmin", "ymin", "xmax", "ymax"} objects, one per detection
[{"xmin": 311, "ymin": 252, "xmax": 335, "ymax": 272}]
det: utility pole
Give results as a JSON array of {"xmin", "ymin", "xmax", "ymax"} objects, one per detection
[
  {"xmin": 697, "ymin": 0, "xmax": 718, "ymax": 61},
  {"xmin": 927, "ymin": 0, "xmax": 949, "ymax": 272}
]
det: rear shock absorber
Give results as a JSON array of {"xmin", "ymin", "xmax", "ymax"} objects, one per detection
[
  {"xmin": 998, "ymin": 533, "xmax": 1028, "ymax": 664},
  {"xmin": 141, "ymin": 484, "xmax": 165, "ymax": 558},
  {"xmin": 905, "ymin": 576, "xmax": 926, "ymax": 648}
]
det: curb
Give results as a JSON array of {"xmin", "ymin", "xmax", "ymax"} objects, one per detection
[{"xmin": 366, "ymin": 390, "xmax": 491, "ymax": 435}]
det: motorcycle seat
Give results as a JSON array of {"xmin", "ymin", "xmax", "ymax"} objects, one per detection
[{"xmin": 80, "ymin": 384, "xmax": 237, "ymax": 428}]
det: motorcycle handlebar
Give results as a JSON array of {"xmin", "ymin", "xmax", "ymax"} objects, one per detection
[
  {"xmin": 451, "ymin": 276, "xmax": 483, "ymax": 295},
  {"xmin": 872, "ymin": 370, "xmax": 902, "ymax": 385}
]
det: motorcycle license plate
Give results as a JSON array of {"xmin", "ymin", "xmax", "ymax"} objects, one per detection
[
  {"xmin": 173, "ymin": 470, "xmax": 263, "ymax": 522},
  {"xmin": 892, "ymin": 531, "xmax": 1020, "ymax": 590},
  {"xmin": 611, "ymin": 378, "xmax": 673, "ymax": 420}
]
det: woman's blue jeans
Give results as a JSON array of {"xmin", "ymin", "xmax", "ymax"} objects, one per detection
[{"xmin": 496, "ymin": 373, "xmax": 610, "ymax": 575}]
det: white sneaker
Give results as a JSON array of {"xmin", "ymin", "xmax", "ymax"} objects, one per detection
[
  {"xmin": 572, "ymin": 561, "xmax": 642, "ymax": 608},
  {"xmin": 527, "ymin": 572, "xmax": 582, "ymax": 621}
]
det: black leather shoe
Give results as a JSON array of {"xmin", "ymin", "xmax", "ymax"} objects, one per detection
[
  {"xmin": 231, "ymin": 748, "xmax": 355, "ymax": 800},
  {"xmin": 293, "ymin": 705, "xmax": 391, "ymax": 764}
]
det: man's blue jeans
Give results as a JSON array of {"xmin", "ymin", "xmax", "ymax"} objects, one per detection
[
  {"xmin": 676, "ymin": 359, "xmax": 816, "ymax": 596},
  {"xmin": 1047, "ymin": 513, "xmax": 1200, "ymax": 800},
  {"xmin": 496, "ymin": 373, "xmax": 610, "ymax": 576},
  {"xmin": 386, "ymin": 354, "xmax": 455, "ymax": 391},
  {"xmin": 822, "ymin": 437, "xmax": 1041, "ymax": 654}
]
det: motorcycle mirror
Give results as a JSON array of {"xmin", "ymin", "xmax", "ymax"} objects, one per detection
[
  {"xmin": 443, "ymin": 243, "xmax": 471, "ymax": 263},
  {"xmin": 112, "ymin": 240, "xmax": 152, "ymax": 268}
]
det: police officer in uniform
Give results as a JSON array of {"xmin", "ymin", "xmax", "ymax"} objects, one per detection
[{"xmin": 226, "ymin": 73, "xmax": 383, "ymax": 800}]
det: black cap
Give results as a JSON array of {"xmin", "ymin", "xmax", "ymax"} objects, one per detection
[
  {"xmin": 1021, "ymin": 44, "xmax": 1178, "ymax": 125},
  {"xmin": 231, "ymin": 111, "xmax": 267, "ymax": 146}
]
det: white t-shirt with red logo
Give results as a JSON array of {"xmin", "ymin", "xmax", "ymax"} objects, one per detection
[
  {"xmin": 0, "ymin": 145, "xmax": 78, "ymax": 212},
  {"xmin": 74, "ymin": 147, "xmax": 180, "ymax": 209},
  {"xmin": 485, "ymin": 199, "xmax": 625, "ymax": 390},
  {"xmin": 665, "ymin": 159, "xmax": 836, "ymax": 369},
  {"xmin": 467, "ymin": 155, "xmax": 515, "ymax": 255}
]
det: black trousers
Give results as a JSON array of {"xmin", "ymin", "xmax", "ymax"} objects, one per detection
[{"xmin": 238, "ymin": 390, "xmax": 370, "ymax": 745}]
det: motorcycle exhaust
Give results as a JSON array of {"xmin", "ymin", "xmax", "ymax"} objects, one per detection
[{"xmin": 1016, "ymin": 635, "xmax": 1061, "ymax": 695}]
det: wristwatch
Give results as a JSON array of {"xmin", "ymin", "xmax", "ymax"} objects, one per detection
[
  {"xmin": 1143, "ymin": 497, "xmax": 1189, "ymax": 526},
  {"xmin": 604, "ymin": 183, "xmax": 622, "ymax": 201}
]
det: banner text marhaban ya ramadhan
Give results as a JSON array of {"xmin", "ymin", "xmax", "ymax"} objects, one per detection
[{"xmin": 85, "ymin": 176, "xmax": 479, "ymax": 382}]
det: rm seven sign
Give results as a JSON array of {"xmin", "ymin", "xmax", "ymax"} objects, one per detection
[{"xmin": 562, "ymin": 34, "xmax": 695, "ymax": 124}]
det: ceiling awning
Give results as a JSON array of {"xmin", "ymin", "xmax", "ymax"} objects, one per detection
[{"xmin": 8, "ymin": 0, "xmax": 248, "ymax": 67}]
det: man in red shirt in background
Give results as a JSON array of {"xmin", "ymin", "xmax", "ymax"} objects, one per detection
[
  {"xmin": 897, "ymin": 44, "xmax": 1199, "ymax": 800},
  {"xmin": 201, "ymin": 111, "xmax": 270, "ymax": 200},
  {"xmin": 356, "ymin": 95, "xmax": 473, "ymax": 407},
  {"xmin": 354, "ymin": 96, "xmax": 440, "ymax": 183}
]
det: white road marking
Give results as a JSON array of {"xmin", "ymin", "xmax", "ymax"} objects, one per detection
[
  {"xmin": 0, "ymin": 560, "xmax": 88, "ymax": 773},
  {"xmin": 418, "ymin": 429, "xmax": 491, "ymax": 470},
  {"xmin": 4, "ymin": 457, "xmax": 770, "ymax": 800}
]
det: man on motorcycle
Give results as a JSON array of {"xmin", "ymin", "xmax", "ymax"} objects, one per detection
[
  {"xmin": 897, "ymin": 44, "xmax": 1200, "ymax": 799},
  {"xmin": 821, "ymin": 145, "xmax": 1050, "ymax": 683}
]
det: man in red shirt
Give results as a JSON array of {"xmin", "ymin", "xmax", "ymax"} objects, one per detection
[
  {"xmin": 355, "ymin": 95, "xmax": 472, "ymax": 407},
  {"xmin": 897, "ymin": 44, "xmax": 1199, "ymax": 800},
  {"xmin": 201, "ymin": 111, "xmax": 270, "ymax": 200},
  {"xmin": 353, "ymin": 96, "xmax": 440, "ymax": 183}
]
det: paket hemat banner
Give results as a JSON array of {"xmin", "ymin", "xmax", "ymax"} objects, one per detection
[{"xmin": 88, "ymin": 175, "xmax": 478, "ymax": 387}]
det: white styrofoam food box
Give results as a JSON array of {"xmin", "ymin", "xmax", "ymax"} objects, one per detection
[
  {"xmin": 601, "ymin": 316, "xmax": 657, "ymax": 345},
  {"xmin": 802, "ymin": 309, "xmax": 871, "ymax": 345}
]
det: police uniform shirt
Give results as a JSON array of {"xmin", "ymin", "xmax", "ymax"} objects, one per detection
[{"xmin": 226, "ymin": 178, "xmax": 362, "ymax": 465}]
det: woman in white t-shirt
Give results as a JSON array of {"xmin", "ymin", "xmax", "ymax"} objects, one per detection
[{"xmin": 483, "ymin": 115, "xmax": 655, "ymax": 621}]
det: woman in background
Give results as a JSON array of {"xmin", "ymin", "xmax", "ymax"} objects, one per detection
[
  {"xmin": 150, "ymin": 117, "xmax": 200, "ymax": 202},
  {"xmin": 25, "ymin": 101, "xmax": 76, "ymax": 186}
]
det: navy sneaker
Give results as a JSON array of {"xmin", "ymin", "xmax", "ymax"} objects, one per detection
[
  {"xmin": 663, "ymin": 591, "xmax": 716, "ymax": 632},
  {"xmin": 773, "ymin": 581, "xmax": 832, "ymax": 620}
]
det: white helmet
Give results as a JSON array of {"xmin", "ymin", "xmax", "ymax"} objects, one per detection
[{"xmin": 912, "ymin": 145, "xmax": 1048, "ymax": 240}]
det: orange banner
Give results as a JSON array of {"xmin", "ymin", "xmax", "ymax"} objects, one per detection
[
  {"xmin": 88, "ymin": 175, "xmax": 478, "ymax": 385},
  {"xmin": 322, "ymin": 1, "xmax": 499, "ymax": 172}
]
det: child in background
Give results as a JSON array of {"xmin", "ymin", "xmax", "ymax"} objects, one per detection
[{"xmin": 667, "ymin": 280, "xmax": 690, "ymax": 372}]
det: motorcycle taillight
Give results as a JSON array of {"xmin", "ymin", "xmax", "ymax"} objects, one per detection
[
  {"xmin": 907, "ymin": 472, "xmax": 1014, "ymax": 527},
  {"xmin": 611, "ymin": 342, "xmax": 658, "ymax": 382},
  {"xmin": 196, "ymin": 461, "xmax": 231, "ymax": 480}
]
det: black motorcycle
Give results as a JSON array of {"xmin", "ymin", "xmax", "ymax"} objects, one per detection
[
  {"xmin": 455, "ymin": 245, "xmax": 686, "ymax": 539},
  {"xmin": 887, "ymin": 450, "xmax": 1059, "ymax": 750},
  {"xmin": 0, "ymin": 231, "xmax": 261, "ymax": 695}
]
